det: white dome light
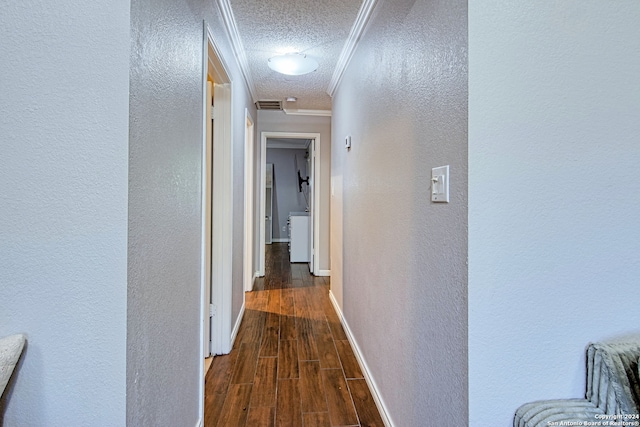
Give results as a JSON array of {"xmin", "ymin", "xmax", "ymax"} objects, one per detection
[{"xmin": 268, "ymin": 53, "xmax": 318, "ymax": 76}]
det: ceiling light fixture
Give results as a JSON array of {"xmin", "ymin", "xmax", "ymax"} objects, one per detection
[
  {"xmin": 286, "ymin": 97, "xmax": 297, "ymax": 102},
  {"xmin": 268, "ymin": 53, "xmax": 318, "ymax": 76}
]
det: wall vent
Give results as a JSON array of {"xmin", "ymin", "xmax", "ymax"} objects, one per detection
[{"xmin": 255, "ymin": 100, "xmax": 283, "ymax": 110}]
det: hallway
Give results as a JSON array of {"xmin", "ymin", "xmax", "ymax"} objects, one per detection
[{"xmin": 204, "ymin": 243, "xmax": 384, "ymax": 427}]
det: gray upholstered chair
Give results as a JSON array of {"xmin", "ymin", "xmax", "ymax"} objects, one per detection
[
  {"xmin": 0, "ymin": 334, "xmax": 26, "ymax": 398},
  {"xmin": 514, "ymin": 340, "xmax": 640, "ymax": 427}
]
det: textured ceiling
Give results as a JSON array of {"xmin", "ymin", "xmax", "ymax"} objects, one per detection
[{"xmin": 229, "ymin": 0, "xmax": 364, "ymax": 111}]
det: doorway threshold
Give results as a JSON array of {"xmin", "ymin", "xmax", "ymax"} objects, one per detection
[{"xmin": 204, "ymin": 356, "xmax": 213, "ymax": 378}]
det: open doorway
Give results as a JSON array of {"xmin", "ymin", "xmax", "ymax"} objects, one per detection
[
  {"xmin": 202, "ymin": 26, "xmax": 233, "ymax": 357},
  {"xmin": 259, "ymin": 132, "xmax": 322, "ymax": 277},
  {"xmin": 265, "ymin": 139, "xmax": 310, "ymax": 248},
  {"xmin": 199, "ymin": 22, "xmax": 233, "ymax": 419},
  {"xmin": 243, "ymin": 110, "xmax": 255, "ymax": 292}
]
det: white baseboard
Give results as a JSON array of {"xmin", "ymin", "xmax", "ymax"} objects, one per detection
[
  {"xmin": 316, "ymin": 269, "xmax": 331, "ymax": 277},
  {"xmin": 272, "ymin": 237, "xmax": 290, "ymax": 243},
  {"xmin": 229, "ymin": 301, "xmax": 245, "ymax": 349},
  {"xmin": 328, "ymin": 291, "xmax": 394, "ymax": 427}
]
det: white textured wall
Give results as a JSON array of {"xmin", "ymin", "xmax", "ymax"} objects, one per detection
[
  {"xmin": 0, "ymin": 1, "xmax": 129, "ymax": 425},
  {"xmin": 331, "ymin": 0, "xmax": 468, "ymax": 425},
  {"xmin": 469, "ymin": 2, "xmax": 640, "ymax": 425},
  {"xmin": 257, "ymin": 111, "xmax": 331, "ymax": 272},
  {"xmin": 127, "ymin": 0, "xmax": 256, "ymax": 424},
  {"xmin": 127, "ymin": 1, "xmax": 202, "ymax": 424}
]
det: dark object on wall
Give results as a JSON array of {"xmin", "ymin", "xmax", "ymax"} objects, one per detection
[{"xmin": 297, "ymin": 170, "xmax": 309, "ymax": 193}]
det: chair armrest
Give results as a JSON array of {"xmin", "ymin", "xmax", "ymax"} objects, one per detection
[{"xmin": 0, "ymin": 334, "xmax": 26, "ymax": 397}]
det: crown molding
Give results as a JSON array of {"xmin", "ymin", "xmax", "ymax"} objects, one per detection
[
  {"xmin": 283, "ymin": 109, "xmax": 332, "ymax": 117},
  {"xmin": 327, "ymin": 0, "xmax": 380, "ymax": 97},
  {"xmin": 216, "ymin": 0, "xmax": 258, "ymax": 102}
]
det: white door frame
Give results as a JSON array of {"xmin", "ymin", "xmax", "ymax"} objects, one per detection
[
  {"xmin": 203, "ymin": 79, "xmax": 213, "ymax": 359},
  {"xmin": 199, "ymin": 21, "xmax": 234, "ymax": 421},
  {"xmin": 211, "ymin": 81, "xmax": 233, "ymax": 353},
  {"xmin": 243, "ymin": 110, "xmax": 255, "ymax": 292},
  {"xmin": 259, "ymin": 131, "xmax": 321, "ymax": 276},
  {"xmin": 308, "ymin": 138, "xmax": 316, "ymax": 274}
]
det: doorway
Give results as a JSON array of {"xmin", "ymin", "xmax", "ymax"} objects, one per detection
[
  {"xmin": 199, "ymin": 22, "xmax": 234, "ymax": 420},
  {"xmin": 203, "ymin": 27, "xmax": 233, "ymax": 356},
  {"xmin": 259, "ymin": 132, "xmax": 322, "ymax": 277},
  {"xmin": 243, "ymin": 110, "xmax": 255, "ymax": 292}
]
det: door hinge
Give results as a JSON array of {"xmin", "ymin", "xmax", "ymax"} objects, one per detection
[
  {"xmin": 209, "ymin": 304, "xmax": 216, "ymax": 317},
  {"xmin": 210, "ymin": 106, "xmax": 215, "ymax": 120}
]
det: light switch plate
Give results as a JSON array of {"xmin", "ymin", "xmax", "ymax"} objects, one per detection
[
  {"xmin": 345, "ymin": 135, "xmax": 351, "ymax": 150},
  {"xmin": 431, "ymin": 165, "xmax": 449, "ymax": 203}
]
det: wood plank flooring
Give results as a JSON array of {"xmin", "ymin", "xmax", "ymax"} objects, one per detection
[{"xmin": 204, "ymin": 243, "xmax": 384, "ymax": 427}]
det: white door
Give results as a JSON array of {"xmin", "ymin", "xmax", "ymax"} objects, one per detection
[{"xmin": 243, "ymin": 113, "xmax": 255, "ymax": 292}]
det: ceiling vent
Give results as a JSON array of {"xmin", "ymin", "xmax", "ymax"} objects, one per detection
[{"xmin": 255, "ymin": 100, "xmax": 283, "ymax": 110}]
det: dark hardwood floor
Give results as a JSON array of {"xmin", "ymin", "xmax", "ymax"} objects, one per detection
[{"xmin": 204, "ymin": 243, "xmax": 384, "ymax": 427}]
